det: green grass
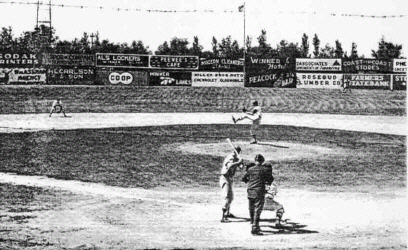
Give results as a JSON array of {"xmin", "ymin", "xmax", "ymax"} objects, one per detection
[
  {"xmin": 0, "ymin": 125, "xmax": 405, "ymax": 192},
  {"xmin": 0, "ymin": 86, "xmax": 405, "ymax": 115}
]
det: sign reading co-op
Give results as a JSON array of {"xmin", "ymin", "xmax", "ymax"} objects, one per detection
[
  {"xmin": 192, "ymin": 72, "xmax": 244, "ymax": 87},
  {"xmin": 296, "ymin": 73, "xmax": 343, "ymax": 89},
  {"xmin": 95, "ymin": 67, "xmax": 148, "ymax": 86},
  {"xmin": 296, "ymin": 58, "xmax": 342, "ymax": 72},
  {"xmin": 344, "ymin": 74, "xmax": 391, "ymax": 89}
]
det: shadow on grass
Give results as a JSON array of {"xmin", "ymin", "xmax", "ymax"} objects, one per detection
[
  {"xmin": 257, "ymin": 142, "xmax": 289, "ymax": 149},
  {"xmin": 260, "ymin": 219, "xmax": 319, "ymax": 235}
]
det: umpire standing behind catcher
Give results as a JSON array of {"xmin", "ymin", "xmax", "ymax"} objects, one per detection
[
  {"xmin": 220, "ymin": 146, "xmax": 244, "ymax": 223},
  {"xmin": 242, "ymin": 154, "xmax": 273, "ymax": 235}
]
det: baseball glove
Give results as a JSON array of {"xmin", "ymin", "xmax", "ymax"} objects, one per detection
[{"xmin": 242, "ymin": 107, "xmax": 247, "ymax": 113}]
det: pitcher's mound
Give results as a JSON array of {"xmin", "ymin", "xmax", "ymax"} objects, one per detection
[{"xmin": 171, "ymin": 141, "xmax": 343, "ymax": 161}]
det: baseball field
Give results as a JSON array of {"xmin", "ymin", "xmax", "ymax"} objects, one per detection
[{"xmin": 0, "ymin": 86, "xmax": 406, "ymax": 249}]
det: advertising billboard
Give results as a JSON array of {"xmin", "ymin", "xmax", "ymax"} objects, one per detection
[
  {"xmin": 296, "ymin": 73, "xmax": 343, "ymax": 89},
  {"xmin": 192, "ymin": 72, "xmax": 244, "ymax": 87},
  {"xmin": 0, "ymin": 53, "xmax": 40, "ymax": 67},
  {"xmin": 0, "ymin": 68, "xmax": 46, "ymax": 84},
  {"xmin": 47, "ymin": 66, "xmax": 95, "ymax": 85},
  {"xmin": 96, "ymin": 53, "xmax": 149, "ymax": 68},
  {"xmin": 393, "ymin": 59, "xmax": 407, "ymax": 73},
  {"xmin": 342, "ymin": 59, "xmax": 393, "ymax": 73},
  {"xmin": 344, "ymin": 74, "xmax": 391, "ymax": 89},
  {"xmin": 95, "ymin": 68, "xmax": 148, "ymax": 85},
  {"xmin": 296, "ymin": 58, "xmax": 342, "ymax": 72},
  {"xmin": 245, "ymin": 57, "xmax": 295, "ymax": 87},
  {"xmin": 199, "ymin": 58, "xmax": 244, "ymax": 72},
  {"xmin": 149, "ymin": 71, "xmax": 192, "ymax": 86},
  {"xmin": 149, "ymin": 55, "xmax": 199, "ymax": 70},
  {"xmin": 43, "ymin": 54, "xmax": 95, "ymax": 66}
]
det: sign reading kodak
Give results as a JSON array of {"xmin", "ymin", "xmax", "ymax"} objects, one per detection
[
  {"xmin": 96, "ymin": 53, "xmax": 149, "ymax": 68},
  {"xmin": 150, "ymin": 55, "xmax": 199, "ymax": 70},
  {"xmin": 0, "ymin": 53, "xmax": 40, "ymax": 67}
]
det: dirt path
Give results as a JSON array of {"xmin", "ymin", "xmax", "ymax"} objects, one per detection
[{"xmin": 0, "ymin": 113, "xmax": 406, "ymax": 249}]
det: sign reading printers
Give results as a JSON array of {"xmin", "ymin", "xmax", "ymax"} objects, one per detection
[
  {"xmin": 344, "ymin": 74, "xmax": 391, "ymax": 89},
  {"xmin": 296, "ymin": 73, "xmax": 343, "ymax": 89},
  {"xmin": 296, "ymin": 58, "xmax": 341, "ymax": 71},
  {"xmin": 245, "ymin": 57, "xmax": 295, "ymax": 87},
  {"xmin": 342, "ymin": 59, "xmax": 392, "ymax": 73},
  {"xmin": 150, "ymin": 55, "xmax": 199, "ymax": 70},
  {"xmin": 96, "ymin": 53, "xmax": 149, "ymax": 68},
  {"xmin": 149, "ymin": 71, "xmax": 192, "ymax": 86},
  {"xmin": 199, "ymin": 58, "xmax": 244, "ymax": 71},
  {"xmin": 192, "ymin": 72, "xmax": 244, "ymax": 87}
]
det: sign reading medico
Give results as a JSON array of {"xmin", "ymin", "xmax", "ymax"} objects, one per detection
[
  {"xmin": 296, "ymin": 73, "xmax": 343, "ymax": 89},
  {"xmin": 296, "ymin": 58, "xmax": 342, "ymax": 72},
  {"xmin": 393, "ymin": 59, "xmax": 407, "ymax": 72},
  {"xmin": 192, "ymin": 72, "xmax": 244, "ymax": 87}
]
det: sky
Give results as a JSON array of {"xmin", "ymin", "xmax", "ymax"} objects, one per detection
[{"xmin": 0, "ymin": 0, "xmax": 407, "ymax": 57}]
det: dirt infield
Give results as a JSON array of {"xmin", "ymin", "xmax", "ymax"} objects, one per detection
[{"xmin": 0, "ymin": 113, "xmax": 406, "ymax": 249}]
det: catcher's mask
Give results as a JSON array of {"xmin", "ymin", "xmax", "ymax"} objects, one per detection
[
  {"xmin": 255, "ymin": 154, "xmax": 265, "ymax": 164},
  {"xmin": 235, "ymin": 146, "xmax": 242, "ymax": 154}
]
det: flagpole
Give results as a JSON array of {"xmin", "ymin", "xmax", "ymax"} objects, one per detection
[{"xmin": 243, "ymin": 2, "xmax": 246, "ymax": 77}]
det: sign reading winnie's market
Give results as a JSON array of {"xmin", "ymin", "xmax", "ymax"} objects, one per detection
[
  {"xmin": 0, "ymin": 53, "xmax": 40, "ymax": 67},
  {"xmin": 149, "ymin": 55, "xmax": 199, "ymax": 70},
  {"xmin": 96, "ymin": 53, "xmax": 149, "ymax": 68},
  {"xmin": 199, "ymin": 58, "xmax": 244, "ymax": 71},
  {"xmin": 296, "ymin": 58, "xmax": 342, "ymax": 72},
  {"xmin": 342, "ymin": 59, "xmax": 393, "ymax": 73}
]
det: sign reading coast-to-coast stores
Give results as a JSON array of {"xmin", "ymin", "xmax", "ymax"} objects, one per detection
[
  {"xmin": 342, "ymin": 59, "xmax": 393, "ymax": 73},
  {"xmin": 199, "ymin": 58, "xmax": 244, "ymax": 71},
  {"xmin": 296, "ymin": 73, "xmax": 343, "ymax": 89},
  {"xmin": 344, "ymin": 74, "xmax": 391, "ymax": 89},
  {"xmin": 393, "ymin": 59, "xmax": 407, "ymax": 73},
  {"xmin": 192, "ymin": 72, "xmax": 244, "ymax": 87},
  {"xmin": 0, "ymin": 52, "xmax": 40, "ymax": 67},
  {"xmin": 96, "ymin": 53, "xmax": 149, "ymax": 68},
  {"xmin": 245, "ymin": 57, "xmax": 296, "ymax": 87},
  {"xmin": 296, "ymin": 58, "xmax": 342, "ymax": 72},
  {"xmin": 150, "ymin": 55, "xmax": 199, "ymax": 70},
  {"xmin": 149, "ymin": 71, "xmax": 192, "ymax": 86}
]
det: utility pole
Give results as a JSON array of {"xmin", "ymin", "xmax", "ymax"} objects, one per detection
[{"xmin": 90, "ymin": 33, "xmax": 96, "ymax": 48}]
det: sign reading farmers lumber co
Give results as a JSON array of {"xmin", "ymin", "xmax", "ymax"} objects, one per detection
[
  {"xmin": 192, "ymin": 72, "xmax": 244, "ymax": 87},
  {"xmin": 199, "ymin": 58, "xmax": 244, "ymax": 71},
  {"xmin": 393, "ymin": 59, "xmax": 407, "ymax": 73},
  {"xmin": 0, "ymin": 68, "xmax": 46, "ymax": 84},
  {"xmin": 43, "ymin": 54, "xmax": 95, "ymax": 66},
  {"xmin": 245, "ymin": 57, "xmax": 296, "ymax": 87},
  {"xmin": 96, "ymin": 53, "xmax": 149, "ymax": 68},
  {"xmin": 344, "ymin": 74, "xmax": 391, "ymax": 89},
  {"xmin": 149, "ymin": 71, "xmax": 192, "ymax": 86},
  {"xmin": 296, "ymin": 73, "xmax": 343, "ymax": 89},
  {"xmin": 0, "ymin": 53, "xmax": 40, "ymax": 67},
  {"xmin": 47, "ymin": 66, "xmax": 95, "ymax": 85},
  {"xmin": 342, "ymin": 59, "xmax": 393, "ymax": 73},
  {"xmin": 296, "ymin": 58, "xmax": 341, "ymax": 72},
  {"xmin": 150, "ymin": 55, "xmax": 199, "ymax": 70}
]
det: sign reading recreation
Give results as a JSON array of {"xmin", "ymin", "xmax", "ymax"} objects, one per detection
[
  {"xmin": 43, "ymin": 54, "xmax": 95, "ymax": 66},
  {"xmin": 342, "ymin": 59, "xmax": 393, "ymax": 73},
  {"xmin": 393, "ymin": 59, "xmax": 407, "ymax": 73},
  {"xmin": 296, "ymin": 58, "xmax": 342, "ymax": 72},
  {"xmin": 192, "ymin": 72, "xmax": 244, "ymax": 87},
  {"xmin": 296, "ymin": 73, "xmax": 343, "ymax": 89},
  {"xmin": 199, "ymin": 58, "xmax": 244, "ymax": 71},
  {"xmin": 150, "ymin": 55, "xmax": 199, "ymax": 70},
  {"xmin": 0, "ymin": 53, "xmax": 40, "ymax": 67},
  {"xmin": 344, "ymin": 74, "xmax": 391, "ymax": 89},
  {"xmin": 96, "ymin": 53, "xmax": 149, "ymax": 68}
]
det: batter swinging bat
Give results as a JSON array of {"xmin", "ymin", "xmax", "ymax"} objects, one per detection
[{"xmin": 226, "ymin": 138, "xmax": 239, "ymax": 155}]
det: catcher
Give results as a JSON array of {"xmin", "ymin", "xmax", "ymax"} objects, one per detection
[
  {"xmin": 263, "ymin": 183, "xmax": 285, "ymax": 227},
  {"xmin": 49, "ymin": 98, "xmax": 68, "ymax": 117},
  {"xmin": 232, "ymin": 101, "xmax": 261, "ymax": 144}
]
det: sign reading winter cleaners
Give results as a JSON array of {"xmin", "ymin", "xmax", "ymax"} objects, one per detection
[
  {"xmin": 47, "ymin": 66, "xmax": 95, "ymax": 85},
  {"xmin": 96, "ymin": 53, "xmax": 149, "ymax": 68},
  {"xmin": 393, "ymin": 59, "xmax": 407, "ymax": 73},
  {"xmin": 342, "ymin": 59, "xmax": 393, "ymax": 73},
  {"xmin": 149, "ymin": 71, "xmax": 192, "ymax": 86},
  {"xmin": 0, "ymin": 53, "xmax": 40, "ymax": 67},
  {"xmin": 150, "ymin": 55, "xmax": 199, "ymax": 70},
  {"xmin": 192, "ymin": 72, "xmax": 244, "ymax": 87},
  {"xmin": 296, "ymin": 58, "xmax": 342, "ymax": 72},
  {"xmin": 344, "ymin": 74, "xmax": 391, "ymax": 89},
  {"xmin": 43, "ymin": 54, "xmax": 95, "ymax": 66},
  {"xmin": 296, "ymin": 73, "xmax": 343, "ymax": 89},
  {"xmin": 199, "ymin": 58, "xmax": 244, "ymax": 71}
]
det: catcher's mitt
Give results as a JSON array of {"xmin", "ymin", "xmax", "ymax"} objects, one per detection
[{"xmin": 242, "ymin": 107, "xmax": 247, "ymax": 113}]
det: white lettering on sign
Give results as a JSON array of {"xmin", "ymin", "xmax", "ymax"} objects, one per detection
[
  {"xmin": 296, "ymin": 73, "xmax": 343, "ymax": 89},
  {"xmin": 393, "ymin": 59, "xmax": 407, "ymax": 72},
  {"xmin": 109, "ymin": 72, "xmax": 133, "ymax": 85}
]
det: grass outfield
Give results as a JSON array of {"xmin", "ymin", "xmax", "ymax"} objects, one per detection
[
  {"xmin": 0, "ymin": 125, "xmax": 405, "ymax": 192},
  {"xmin": 0, "ymin": 86, "xmax": 405, "ymax": 115}
]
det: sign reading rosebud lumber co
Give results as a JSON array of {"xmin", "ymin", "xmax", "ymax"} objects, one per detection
[
  {"xmin": 199, "ymin": 58, "xmax": 244, "ymax": 71},
  {"xmin": 0, "ymin": 53, "xmax": 40, "ymax": 67},
  {"xmin": 192, "ymin": 72, "xmax": 244, "ymax": 87},
  {"xmin": 149, "ymin": 71, "xmax": 192, "ymax": 86},
  {"xmin": 96, "ymin": 53, "xmax": 149, "ymax": 68},
  {"xmin": 296, "ymin": 73, "xmax": 343, "ymax": 89},
  {"xmin": 43, "ymin": 54, "xmax": 95, "ymax": 66},
  {"xmin": 150, "ymin": 55, "xmax": 198, "ymax": 70},
  {"xmin": 296, "ymin": 58, "xmax": 341, "ymax": 72},
  {"xmin": 344, "ymin": 74, "xmax": 391, "ymax": 89},
  {"xmin": 393, "ymin": 59, "xmax": 407, "ymax": 73},
  {"xmin": 342, "ymin": 59, "xmax": 393, "ymax": 73},
  {"xmin": 47, "ymin": 66, "xmax": 95, "ymax": 85}
]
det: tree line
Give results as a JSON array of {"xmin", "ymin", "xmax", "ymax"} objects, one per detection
[{"xmin": 0, "ymin": 25, "xmax": 404, "ymax": 60}]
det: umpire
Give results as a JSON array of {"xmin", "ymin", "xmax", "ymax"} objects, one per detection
[{"xmin": 242, "ymin": 154, "xmax": 273, "ymax": 235}]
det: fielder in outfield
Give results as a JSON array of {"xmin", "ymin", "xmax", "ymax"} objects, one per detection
[
  {"xmin": 49, "ymin": 98, "xmax": 68, "ymax": 117},
  {"xmin": 232, "ymin": 101, "xmax": 262, "ymax": 144},
  {"xmin": 220, "ymin": 146, "xmax": 244, "ymax": 223}
]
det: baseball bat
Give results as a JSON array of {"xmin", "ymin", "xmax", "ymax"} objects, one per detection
[{"xmin": 226, "ymin": 138, "xmax": 239, "ymax": 155}]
